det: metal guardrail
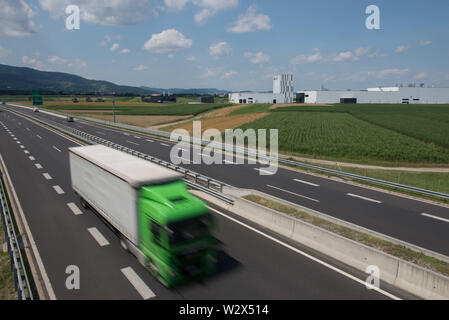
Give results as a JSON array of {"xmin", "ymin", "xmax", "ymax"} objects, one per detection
[
  {"xmin": 0, "ymin": 173, "xmax": 34, "ymax": 300},
  {"xmin": 4, "ymin": 106, "xmax": 234, "ymax": 205}
]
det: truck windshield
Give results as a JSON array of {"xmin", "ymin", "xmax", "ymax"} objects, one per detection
[{"xmin": 168, "ymin": 214, "xmax": 212, "ymax": 245}]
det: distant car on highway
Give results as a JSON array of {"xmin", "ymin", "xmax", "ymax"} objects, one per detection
[
  {"xmin": 1, "ymin": 100, "xmax": 5, "ymax": 105},
  {"xmin": 66, "ymin": 115, "xmax": 74, "ymax": 122},
  {"xmin": 33, "ymin": 107, "xmax": 39, "ymax": 112}
]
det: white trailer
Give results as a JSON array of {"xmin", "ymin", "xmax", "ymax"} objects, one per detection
[{"xmin": 69, "ymin": 145, "xmax": 182, "ymax": 245}]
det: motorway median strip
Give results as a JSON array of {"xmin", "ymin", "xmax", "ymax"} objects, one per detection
[{"xmin": 243, "ymin": 194, "xmax": 449, "ymax": 278}]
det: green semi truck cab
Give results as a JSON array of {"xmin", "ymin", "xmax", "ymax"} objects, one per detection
[{"xmin": 138, "ymin": 181, "xmax": 216, "ymax": 287}]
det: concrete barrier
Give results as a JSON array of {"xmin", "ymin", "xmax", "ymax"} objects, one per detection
[{"xmin": 192, "ymin": 190, "xmax": 449, "ymax": 300}]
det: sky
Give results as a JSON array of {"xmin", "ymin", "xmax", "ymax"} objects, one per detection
[{"xmin": 0, "ymin": 0, "xmax": 448, "ymax": 91}]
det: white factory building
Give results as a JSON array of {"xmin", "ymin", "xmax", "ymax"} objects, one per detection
[
  {"xmin": 297, "ymin": 86, "xmax": 449, "ymax": 104},
  {"xmin": 229, "ymin": 74, "xmax": 294, "ymax": 104}
]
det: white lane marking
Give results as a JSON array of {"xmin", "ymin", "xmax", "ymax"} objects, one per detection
[
  {"xmin": 20, "ymin": 146, "xmax": 25, "ymax": 149},
  {"xmin": 35, "ymin": 163, "xmax": 43, "ymax": 169},
  {"xmin": 133, "ymin": 136, "xmax": 141, "ymax": 139},
  {"xmin": 126, "ymin": 140, "xmax": 139, "ymax": 146},
  {"xmin": 266, "ymin": 184, "xmax": 320, "ymax": 203},
  {"xmin": 421, "ymin": 213, "xmax": 449, "ymax": 224},
  {"xmin": 208, "ymin": 206, "xmax": 400, "ymax": 300},
  {"xmin": 87, "ymin": 227, "xmax": 110, "ymax": 246},
  {"xmin": 36, "ymin": 135, "xmax": 42, "ymax": 139},
  {"xmin": 224, "ymin": 159, "xmax": 235, "ymax": 164},
  {"xmin": 347, "ymin": 193, "xmax": 382, "ymax": 204},
  {"xmin": 160, "ymin": 143, "xmax": 170, "ymax": 147},
  {"xmin": 26, "ymin": 128, "xmax": 30, "ymax": 131},
  {"xmin": 13, "ymin": 137, "xmax": 17, "ymax": 140},
  {"xmin": 67, "ymin": 203, "xmax": 83, "ymax": 216},
  {"xmin": 123, "ymin": 133, "xmax": 131, "ymax": 136},
  {"xmin": 52, "ymin": 185, "xmax": 65, "ymax": 195},
  {"xmin": 16, "ymin": 141, "xmax": 21, "ymax": 144},
  {"xmin": 293, "ymin": 179, "xmax": 320, "ymax": 187},
  {"xmin": 96, "ymin": 131, "xmax": 105, "ymax": 135},
  {"xmin": 29, "ymin": 156, "xmax": 35, "ymax": 161},
  {"xmin": 254, "ymin": 168, "xmax": 276, "ymax": 175},
  {"xmin": 145, "ymin": 139, "xmax": 154, "ymax": 143},
  {"xmin": 24, "ymin": 150, "xmax": 30, "ymax": 154},
  {"xmin": 42, "ymin": 173, "xmax": 52, "ymax": 180},
  {"xmin": 53, "ymin": 146, "xmax": 62, "ymax": 153},
  {"xmin": 121, "ymin": 267, "xmax": 156, "ymax": 300}
]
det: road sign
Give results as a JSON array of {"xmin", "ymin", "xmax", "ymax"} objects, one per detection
[{"xmin": 32, "ymin": 90, "xmax": 43, "ymax": 106}]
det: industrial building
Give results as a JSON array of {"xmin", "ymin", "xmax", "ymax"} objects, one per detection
[
  {"xmin": 297, "ymin": 86, "xmax": 449, "ymax": 104},
  {"xmin": 229, "ymin": 74, "xmax": 294, "ymax": 104}
]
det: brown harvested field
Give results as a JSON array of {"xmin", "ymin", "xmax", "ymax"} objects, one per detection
[
  {"xmin": 201, "ymin": 104, "xmax": 247, "ymax": 118},
  {"xmin": 163, "ymin": 113, "xmax": 269, "ymax": 135},
  {"xmin": 270, "ymin": 103, "xmax": 332, "ymax": 110},
  {"xmin": 70, "ymin": 112, "xmax": 192, "ymax": 128}
]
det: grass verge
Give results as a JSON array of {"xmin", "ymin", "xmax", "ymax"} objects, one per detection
[{"xmin": 243, "ymin": 194, "xmax": 449, "ymax": 277}]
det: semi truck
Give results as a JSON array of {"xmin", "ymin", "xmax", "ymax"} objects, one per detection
[{"xmin": 69, "ymin": 145, "xmax": 216, "ymax": 288}]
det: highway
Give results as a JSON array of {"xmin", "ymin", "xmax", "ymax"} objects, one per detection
[
  {"xmin": 0, "ymin": 106, "xmax": 412, "ymax": 299},
  {"xmin": 5, "ymin": 103, "xmax": 449, "ymax": 257}
]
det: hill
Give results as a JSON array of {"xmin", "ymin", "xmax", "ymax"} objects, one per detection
[{"xmin": 0, "ymin": 64, "xmax": 153, "ymax": 95}]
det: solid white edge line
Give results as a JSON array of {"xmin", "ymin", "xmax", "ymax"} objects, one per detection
[
  {"xmin": 0, "ymin": 154, "xmax": 56, "ymax": 299},
  {"xmin": 421, "ymin": 213, "xmax": 449, "ymax": 224},
  {"xmin": 121, "ymin": 267, "xmax": 156, "ymax": 300},
  {"xmin": 67, "ymin": 202, "xmax": 83, "ymax": 216},
  {"xmin": 266, "ymin": 184, "xmax": 320, "ymax": 203},
  {"xmin": 347, "ymin": 193, "xmax": 382, "ymax": 204},
  {"xmin": 87, "ymin": 227, "xmax": 110, "ymax": 246},
  {"xmin": 207, "ymin": 206, "xmax": 401, "ymax": 300},
  {"xmin": 293, "ymin": 178, "xmax": 320, "ymax": 187}
]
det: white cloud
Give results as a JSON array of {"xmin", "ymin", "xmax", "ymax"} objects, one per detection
[
  {"xmin": 209, "ymin": 41, "xmax": 232, "ymax": 59},
  {"xmin": 414, "ymin": 72, "xmax": 429, "ymax": 80},
  {"xmin": 395, "ymin": 45, "xmax": 411, "ymax": 53},
  {"xmin": 134, "ymin": 65, "xmax": 149, "ymax": 71},
  {"xmin": 290, "ymin": 50, "xmax": 323, "ymax": 65},
  {"xmin": 420, "ymin": 40, "xmax": 432, "ymax": 46},
  {"xmin": 200, "ymin": 68, "xmax": 220, "ymax": 79},
  {"xmin": 120, "ymin": 48, "xmax": 130, "ymax": 54},
  {"xmin": 67, "ymin": 58, "xmax": 87, "ymax": 68},
  {"xmin": 186, "ymin": 55, "xmax": 196, "ymax": 61},
  {"xmin": 244, "ymin": 52, "xmax": 270, "ymax": 64},
  {"xmin": 110, "ymin": 43, "xmax": 120, "ymax": 52},
  {"xmin": 368, "ymin": 68, "xmax": 411, "ymax": 79},
  {"xmin": 22, "ymin": 56, "xmax": 44, "ymax": 69},
  {"xmin": 0, "ymin": 0, "xmax": 37, "ymax": 37},
  {"xmin": 221, "ymin": 71, "xmax": 237, "ymax": 79},
  {"xmin": 48, "ymin": 55, "xmax": 67, "ymax": 65},
  {"xmin": 227, "ymin": 5, "xmax": 271, "ymax": 33},
  {"xmin": 143, "ymin": 29, "xmax": 192, "ymax": 55},
  {"xmin": 333, "ymin": 51, "xmax": 354, "ymax": 62},
  {"xmin": 39, "ymin": 0, "xmax": 153, "ymax": 26},
  {"xmin": 368, "ymin": 50, "xmax": 388, "ymax": 58},
  {"xmin": 193, "ymin": 0, "xmax": 238, "ymax": 23},
  {"xmin": 0, "ymin": 45, "xmax": 12, "ymax": 58},
  {"xmin": 164, "ymin": 0, "xmax": 189, "ymax": 11}
]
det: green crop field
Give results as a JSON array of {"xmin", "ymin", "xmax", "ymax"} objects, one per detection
[
  {"xmin": 44, "ymin": 103, "xmax": 231, "ymax": 116},
  {"xmin": 239, "ymin": 105, "xmax": 449, "ymax": 164}
]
